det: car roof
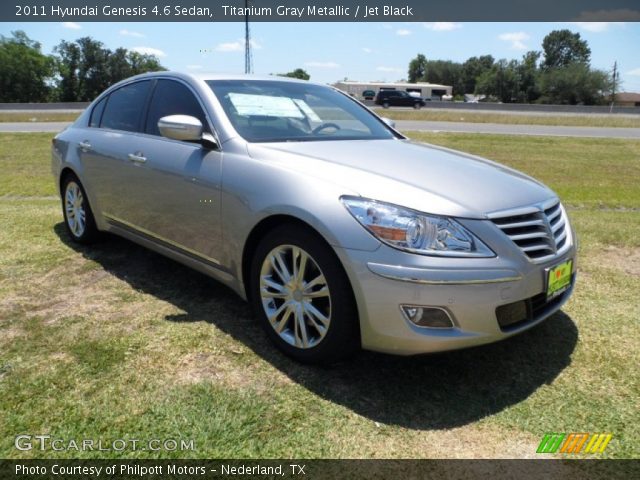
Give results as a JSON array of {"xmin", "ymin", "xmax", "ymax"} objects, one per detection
[{"xmin": 120, "ymin": 71, "xmax": 322, "ymax": 86}]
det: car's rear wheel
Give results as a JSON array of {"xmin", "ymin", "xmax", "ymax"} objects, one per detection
[
  {"xmin": 61, "ymin": 175, "xmax": 99, "ymax": 244},
  {"xmin": 413, "ymin": 103, "xmax": 422, "ymax": 109},
  {"xmin": 250, "ymin": 225, "xmax": 359, "ymax": 364},
  {"xmin": 382, "ymin": 101, "xmax": 390, "ymax": 108}
]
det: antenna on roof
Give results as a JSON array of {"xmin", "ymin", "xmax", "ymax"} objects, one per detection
[{"xmin": 244, "ymin": 0, "xmax": 253, "ymax": 74}]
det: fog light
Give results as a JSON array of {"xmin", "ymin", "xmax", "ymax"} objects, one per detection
[{"xmin": 401, "ymin": 305, "xmax": 454, "ymax": 328}]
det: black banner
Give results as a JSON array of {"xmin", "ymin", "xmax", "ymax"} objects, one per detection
[
  {"xmin": 4, "ymin": 0, "xmax": 640, "ymax": 22},
  {"xmin": 1, "ymin": 459, "xmax": 638, "ymax": 480}
]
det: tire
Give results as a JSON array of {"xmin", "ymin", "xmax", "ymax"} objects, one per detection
[
  {"xmin": 413, "ymin": 103, "xmax": 422, "ymax": 110},
  {"xmin": 61, "ymin": 174, "xmax": 100, "ymax": 244},
  {"xmin": 249, "ymin": 224, "xmax": 359, "ymax": 364},
  {"xmin": 382, "ymin": 102, "xmax": 390, "ymax": 109}
]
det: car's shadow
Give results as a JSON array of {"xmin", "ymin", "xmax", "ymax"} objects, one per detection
[{"xmin": 55, "ymin": 224, "xmax": 579, "ymax": 430}]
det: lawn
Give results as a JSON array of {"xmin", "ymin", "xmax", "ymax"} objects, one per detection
[
  {"xmin": 0, "ymin": 133, "xmax": 638, "ymax": 459},
  {"xmin": 0, "ymin": 112, "xmax": 80, "ymax": 123},
  {"xmin": 377, "ymin": 109, "xmax": 640, "ymax": 128}
]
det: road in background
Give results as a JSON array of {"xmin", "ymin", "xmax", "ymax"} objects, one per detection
[
  {"xmin": 2, "ymin": 120, "xmax": 638, "ymax": 139},
  {"xmin": 393, "ymin": 121, "xmax": 640, "ymax": 139}
]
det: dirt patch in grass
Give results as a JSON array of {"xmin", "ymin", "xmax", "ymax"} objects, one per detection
[{"xmin": 599, "ymin": 246, "xmax": 640, "ymax": 277}]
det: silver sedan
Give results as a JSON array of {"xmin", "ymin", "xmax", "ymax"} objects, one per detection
[{"xmin": 52, "ymin": 72, "xmax": 577, "ymax": 363}]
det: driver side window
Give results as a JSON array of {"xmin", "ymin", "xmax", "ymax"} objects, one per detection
[{"xmin": 145, "ymin": 79, "xmax": 210, "ymax": 137}]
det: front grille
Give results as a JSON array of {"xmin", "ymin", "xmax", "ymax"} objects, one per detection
[
  {"xmin": 496, "ymin": 277, "xmax": 573, "ymax": 331},
  {"xmin": 489, "ymin": 200, "xmax": 569, "ymax": 262}
]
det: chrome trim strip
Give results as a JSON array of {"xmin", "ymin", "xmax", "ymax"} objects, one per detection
[
  {"xmin": 367, "ymin": 263, "xmax": 522, "ymax": 285},
  {"xmin": 103, "ymin": 212, "xmax": 222, "ymax": 266}
]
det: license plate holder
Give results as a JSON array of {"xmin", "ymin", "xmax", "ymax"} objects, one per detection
[{"xmin": 546, "ymin": 259, "xmax": 573, "ymax": 301}]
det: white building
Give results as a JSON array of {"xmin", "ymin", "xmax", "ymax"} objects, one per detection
[{"xmin": 333, "ymin": 81, "xmax": 453, "ymax": 100}]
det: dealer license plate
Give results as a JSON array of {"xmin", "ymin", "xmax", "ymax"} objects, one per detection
[{"xmin": 546, "ymin": 259, "xmax": 573, "ymax": 300}]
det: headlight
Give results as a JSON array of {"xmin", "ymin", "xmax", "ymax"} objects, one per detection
[{"xmin": 341, "ymin": 196, "xmax": 494, "ymax": 257}]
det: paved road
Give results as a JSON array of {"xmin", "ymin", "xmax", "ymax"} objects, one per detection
[
  {"xmin": 0, "ymin": 122, "xmax": 71, "ymax": 133},
  {"xmin": 394, "ymin": 120, "xmax": 640, "ymax": 139},
  {"xmin": 1, "ymin": 120, "xmax": 638, "ymax": 139}
]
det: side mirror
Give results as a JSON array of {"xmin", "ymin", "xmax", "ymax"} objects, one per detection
[
  {"xmin": 158, "ymin": 115, "xmax": 203, "ymax": 141},
  {"xmin": 381, "ymin": 117, "xmax": 396, "ymax": 129}
]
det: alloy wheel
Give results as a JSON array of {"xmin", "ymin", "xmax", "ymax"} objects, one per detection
[
  {"xmin": 259, "ymin": 245, "xmax": 331, "ymax": 349},
  {"xmin": 65, "ymin": 181, "xmax": 86, "ymax": 238}
]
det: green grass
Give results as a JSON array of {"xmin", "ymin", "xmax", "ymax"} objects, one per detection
[
  {"xmin": 0, "ymin": 133, "xmax": 57, "ymax": 197},
  {"xmin": 0, "ymin": 133, "xmax": 638, "ymax": 459},
  {"xmin": 379, "ymin": 109, "xmax": 640, "ymax": 128},
  {"xmin": 0, "ymin": 112, "xmax": 80, "ymax": 123}
]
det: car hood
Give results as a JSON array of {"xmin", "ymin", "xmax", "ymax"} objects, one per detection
[{"xmin": 246, "ymin": 139, "xmax": 556, "ymax": 219}]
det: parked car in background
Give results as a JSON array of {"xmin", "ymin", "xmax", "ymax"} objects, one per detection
[
  {"xmin": 362, "ymin": 89, "xmax": 376, "ymax": 100},
  {"xmin": 375, "ymin": 90, "xmax": 427, "ymax": 108},
  {"xmin": 52, "ymin": 72, "xmax": 576, "ymax": 364}
]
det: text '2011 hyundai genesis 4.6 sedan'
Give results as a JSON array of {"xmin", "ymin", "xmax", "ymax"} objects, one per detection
[{"xmin": 52, "ymin": 72, "xmax": 577, "ymax": 363}]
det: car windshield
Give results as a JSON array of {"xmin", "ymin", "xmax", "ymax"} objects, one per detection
[{"xmin": 207, "ymin": 80, "xmax": 396, "ymax": 143}]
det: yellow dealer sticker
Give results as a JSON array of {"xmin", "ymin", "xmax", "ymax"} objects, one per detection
[{"xmin": 547, "ymin": 259, "xmax": 573, "ymax": 300}]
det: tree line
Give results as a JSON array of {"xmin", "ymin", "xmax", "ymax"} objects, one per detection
[
  {"xmin": 407, "ymin": 29, "xmax": 613, "ymax": 105},
  {"xmin": 0, "ymin": 31, "xmax": 165, "ymax": 103}
]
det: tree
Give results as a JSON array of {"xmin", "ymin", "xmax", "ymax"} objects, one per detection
[
  {"xmin": 279, "ymin": 68, "xmax": 310, "ymax": 80},
  {"xmin": 475, "ymin": 59, "xmax": 520, "ymax": 103},
  {"xmin": 407, "ymin": 54, "xmax": 428, "ymax": 83},
  {"xmin": 542, "ymin": 30, "xmax": 591, "ymax": 69},
  {"xmin": 53, "ymin": 37, "xmax": 165, "ymax": 101},
  {"xmin": 516, "ymin": 51, "xmax": 541, "ymax": 103},
  {"xmin": 0, "ymin": 31, "xmax": 54, "ymax": 102},
  {"xmin": 460, "ymin": 55, "xmax": 494, "ymax": 94},
  {"xmin": 424, "ymin": 60, "xmax": 463, "ymax": 95},
  {"xmin": 539, "ymin": 63, "xmax": 611, "ymax": 105}
]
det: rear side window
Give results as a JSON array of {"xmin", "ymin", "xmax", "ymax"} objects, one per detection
[
  {"xmin": 145, "ymin": 80, "xmax": 209, "ymax": 137},
  {"xmin": 89, "ymin": 96, "xmax": 107, "ymax": 127},
  {"xmin": 100, "ymin": 80, "xmax": 151, "ymax": 132}
]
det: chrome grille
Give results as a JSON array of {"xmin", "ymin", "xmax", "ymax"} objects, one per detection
[{"xmin": 489, "ymin": 200, "xmax": 569, "ymax": 262}]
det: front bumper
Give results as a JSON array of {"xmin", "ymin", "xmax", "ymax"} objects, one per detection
[{"xmin": 334, "ymin": 221, "xmax": 577, "ymax": 355}]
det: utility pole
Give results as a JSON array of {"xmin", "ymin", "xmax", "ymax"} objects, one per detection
[
  {"xmin": 244, "ymin": 0, "xmax": 252, "ymax": 74},
  {"xmin": 610, "ymin": 61, "xmax": 618, "ymax": 114}
]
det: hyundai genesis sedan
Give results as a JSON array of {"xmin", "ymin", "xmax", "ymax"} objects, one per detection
[{"xmin": 52, "ymin": 72, "xmax": 576, "ymax": 363}]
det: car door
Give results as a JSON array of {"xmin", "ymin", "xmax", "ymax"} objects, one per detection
[
  {"xmin": 80, "ymin": 80, "xmax": 153, "ymax": 222},
  {"xmin": 399, "ymin": 92, "xmax": 412, "ymax": 106},
  {"xmin": 117, "ymin": 79, "xmax": 223, "ymax": 265}
]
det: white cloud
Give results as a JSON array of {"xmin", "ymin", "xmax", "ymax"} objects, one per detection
[
  {"xmin": 498, "ymin": 32, "xmax": 530, "ymax": 50},
  {"xmin": 119, "ymin": 29, "xmax": 145, "ymax": 38},
  {"xmin": 215, "ymin": 39, "xmax": 261, "ymax": 52},
  {"xmin": 423, "ymin": 22, "xmax": 462, "ymax": 32},
  {"xmin": 362, "ymin": 47, "xmax": 372, "ymax": 54},
  {"xmin": 187, "ymin": 65, "xmax": 203, "ymax": 70},
  {"xmin": 305, "ymin": 61, "xmax": 340, "ymax": 68},
  {"xmin": 628, "ymin": 68, "xmax": 640, "ymax": 76},
  {"xmin": 131, "ymin": 47, "xmax": 166, "ymax": 58},
  {"xmin": 570, "ymin": 22, "xmax": 625, "ymax": 33},
  {"xmin": 396, "ymin": 29, "xmax": 412, "ymax": 36},
  {"xmin": 62, "ymin": 22, "xmax": 81, "ymax": 30},
  {"xmin": 376, "ymin": 66, "xmax": 403, "ymax": 73}
]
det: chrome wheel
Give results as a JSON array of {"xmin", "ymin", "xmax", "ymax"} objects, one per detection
[
  {"xmin": 65, "ymin": 181, "xmax": 86, "ymax": 238},
  {"xmin": 259, "ymin": 245, "xmax": 331, "ymax": 349}
]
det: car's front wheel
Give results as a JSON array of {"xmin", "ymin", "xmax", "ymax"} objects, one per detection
[
  {"xmin": 250, "ymin": 225, "xmax": 359, "ymax": 364},
  {"xmin": 413, "ymin": 103, "xmax": 422, "ymax": 109},
  {"xmin": 61, "ymin": 174, "xmax": 99, "ymax": 244}
]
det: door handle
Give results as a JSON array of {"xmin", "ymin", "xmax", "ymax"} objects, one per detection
[
  {"xmin": 127, "ymin": 152, "xmax": 147, "ymax": 164},
  {"xmin": 79, "ymin": 141, "xmax": 91, "ymax": 151}
]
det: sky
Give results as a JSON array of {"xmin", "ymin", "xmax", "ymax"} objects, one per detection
[{"xmin": 2, "ymin": 21, "xmax": 640, "ymax": 92}]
